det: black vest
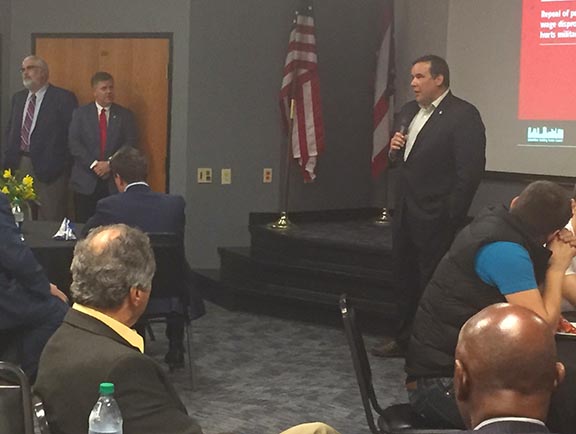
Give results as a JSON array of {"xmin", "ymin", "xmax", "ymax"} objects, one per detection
[{"xmin": 405, "ymin": 205, "xmax": 551, "ymax": 378}]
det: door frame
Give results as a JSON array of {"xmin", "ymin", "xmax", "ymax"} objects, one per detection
[{"xmin": 32, "ymin": 32, "xmax": 174, "ymax": 192}]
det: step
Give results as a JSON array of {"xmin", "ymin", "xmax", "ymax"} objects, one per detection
[
  {"xmin": 218, "ymin": 247, "xmax": 397, "ymax": 307},
  {"xmin": 249, "ymin": 220, "xmax": 392, "ymax": 272}
]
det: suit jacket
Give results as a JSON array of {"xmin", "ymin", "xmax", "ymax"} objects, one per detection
[
  {"xmin": 460, "ymin": 420, "xmax": 552, "ymax": 433},
  {"xmin": 3, "ymin": 84, "xmax": 78, "ymax": 183},
  {"xmin": 0, "ymin": 192, "xmax": 55, "ymax": 330},
  {"xmin": 68, "ymin": 102, "xmax": 138, "ymax": 195},
  {"xmin": 82, "ymin": 184, "xmax": 205, "ymax": 319},
  {"xmin": 34, "ymin": 309, "xmax": 203, "ymax": 434},
  {"xmin": 391, "ymin": 91, "xmax": 486, "ymax": 234},
  {"xmin": 82, "ymin": 183, "xmax": 185, "ymax": 237}
]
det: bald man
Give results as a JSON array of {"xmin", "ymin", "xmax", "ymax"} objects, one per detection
[{"xmin": 454, "ymin": 303, "xmax": 564, "ymax": 433}]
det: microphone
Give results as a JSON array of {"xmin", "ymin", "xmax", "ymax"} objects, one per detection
[{"xmin": 389, "ymin": 118, "xmax": 409, "ymax": 161}]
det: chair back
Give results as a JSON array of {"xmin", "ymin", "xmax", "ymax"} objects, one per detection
[
  {"xmin": 0, "ymin": 361, "xmax": 34, "ymax": 434},
  {"xmin": 339, "ymin": 295, "xmax": 384, "ymax": 434},
  {"xmin": 340, "ymin": 296, "xmax": 461, "ymax": 434},
  {"xmin": 147, "ymin": 232, "xmax": 186, "ymax": 299}
]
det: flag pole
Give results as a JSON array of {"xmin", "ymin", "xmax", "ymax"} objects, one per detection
[
  {"xmin": 270, "ymin": 98, "xmax": 296, "ymax": 230},
  {"xmin": 372, "ymin": 0, "xmax": 395, "ymax": 226}
]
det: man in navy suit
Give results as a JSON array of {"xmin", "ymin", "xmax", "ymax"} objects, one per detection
[
  {"xmin": 3, "ymin": 55, "xmax": 78, "ymax": 221},
  {"xmin": 373, "ymin": 55, "xmax": 486, "ymax": 357},
  {"xmin": 69, "ymin": 71, "xmax": 138, "ymax": 222},
  {"xmin": 83, "ymin": 146, "xmax": 204, "ymax": 368},
  {"xmin": 454, "ymin": 304, "xmax": 563, "ymax": 433},
  {"xmin": 0, "ymin": 191, "xmax": 68, "ymax": 380}
]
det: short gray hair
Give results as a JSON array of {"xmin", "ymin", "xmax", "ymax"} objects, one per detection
[
  {"xmin": 24, "ymin": 55, "xmax": 49, "ymax": 74},
  {"xmin": 70, "ymin": 224, "xmax": 156, "ymax": 309}
]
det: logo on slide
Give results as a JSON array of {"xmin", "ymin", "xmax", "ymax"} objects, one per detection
[{"xmin": 527, "ymin": 126, "xmax": 564, "ymax": 143}]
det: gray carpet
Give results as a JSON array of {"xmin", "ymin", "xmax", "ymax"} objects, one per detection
[{"xmin": 145, "ymin": 302, "xmax": 407, "ymax": 434}]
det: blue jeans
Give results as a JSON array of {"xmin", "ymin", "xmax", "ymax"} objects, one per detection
[{"xmin": 408, "ymin": 377, "xmax": 465, "ymax": 429}]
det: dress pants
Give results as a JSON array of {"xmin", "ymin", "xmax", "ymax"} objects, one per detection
[
  {"xmin": 74, "ymin": 178, "xmax": 110, "ymax": 223},
  {"xmin": 19, "ymin": 155, "xmax": 69, "ymax": 222},
  {"xmin": 392, "ymin": 209, "xmax": 456, "ymax": 347},
  {"xmin": 0, "ymin": 298, "xmax": 68, "ymax": 382}
]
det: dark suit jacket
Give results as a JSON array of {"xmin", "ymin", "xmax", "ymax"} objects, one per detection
[
  {"xmin": 82, "ymin": 183, "xmax": 185, "ymax": 237},
  {"xmin": 460, "ymin": 420, "xmax": 552, "ymax": 433},
  {"xmin": 34, "ymin": 309, "xmax": 203, "ymax": 434},
  {"xmin": 82, "ymin": 184, "xmax": 205, "ymax": 319},
  {"xmin": 391, "ymin": 91, "xmax": 486, "ymax": 238},
  {"xmin": 0, "ymin": 192, "xmax": 54, "ymax": 330},
  {"xmin": 68, "ymin": 102, "xmax": 138, "ymax": 195},
  {"xmin": 4, "ymin": 84, "xmax": 78, "ymax": 182}
]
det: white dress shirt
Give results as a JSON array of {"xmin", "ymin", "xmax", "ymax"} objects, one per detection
[{"xmin": 404, "ymin": 88, "xmax": 450, "ymax": 161}]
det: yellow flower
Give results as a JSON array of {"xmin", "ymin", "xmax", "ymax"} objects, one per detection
[
  {"xmin": 2, "ymin": 169, "xmax": 11, "ymax": 180},
  {"xmin": 1, "ymin": 186, "xmax": 9, "ymax": 195},
  {"xmin": 22, "ymin": 175, "xmax": 34, "ymax": 187},
  {"xmin": 23, "ymin": 190, "xmax": 36, "ymax": 200}
]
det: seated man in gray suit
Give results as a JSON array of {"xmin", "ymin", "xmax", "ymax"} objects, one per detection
[
  {"xmin": 69, "ymin": 71, "xmax": 138, "ymax": 222},
  {"xmin": 454, "ymin": 303, "xmax": 564, "ymax": 433},
  {"xmin": 35, "ymin": 224, "xmax": 203, "ymax": 434},
  {"xmin": 83, "ymin": 146, "xmax": 204, "ymax": 369}
]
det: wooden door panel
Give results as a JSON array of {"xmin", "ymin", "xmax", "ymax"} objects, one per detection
[{"xmin": 35, "ymin": 36, "xmax": 169, "ymax": 192}]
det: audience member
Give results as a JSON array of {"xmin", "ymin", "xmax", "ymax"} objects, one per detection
[
  {"xmin": 405, "ymin": 181, "xmax": 576, "ymax": 428},
  {"xmin": 4, "ymin": 55, "xmax": 78, "ymax": 221},
  {"xmin": 69, "ymin": 71, "xmax": 138, "ymax": 222},
  {"xmin": 455, "ymin": 303, "xmax": 564, "ymax": 433},
  {"xmin": 373, "ymin": 54, "xmax": 486, "ymax": 358},
  {"xmin": 35, "ymin": 224, "xmax": 203, "ymax": 434},
  {"xmin": 0, "ymin": 191, "xmax": 68, "ymax": 380},
  {"xmin": 82, "ymin": 146, "xmax": 205, "ymax": 368},
  {"xmin": 559, "ymin": 184, "xmax": 576, "ymax": 309}
]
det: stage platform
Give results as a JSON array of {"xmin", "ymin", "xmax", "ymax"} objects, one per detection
[{"xmin": 192, "ymin": 208, "xmax": 398, "ymax": 332}]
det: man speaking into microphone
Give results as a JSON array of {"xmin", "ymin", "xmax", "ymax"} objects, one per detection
[{"xmin": 373, "ymin": 55, "xmax": 486, "ymax": 357}]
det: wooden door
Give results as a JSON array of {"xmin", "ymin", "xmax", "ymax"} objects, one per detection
[{"xmin": 34, "ymin": 35, "xmax": 171, "ymax": 192}]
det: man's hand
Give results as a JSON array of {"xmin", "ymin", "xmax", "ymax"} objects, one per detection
[
  {"xmin": 557, "ymin": 227, "xmax": 576, "ymax": 248},
  {"xmin": 388, "ymin": 132, "xmax": 407, "ymax": 160},
  {"xmin": 50, "ymin": 283, "xmax": 69, "ymax": 304},
  {"xmin": 92, "ymin": 161, "xmax": 111, "ymax": 178},
  {"xmin": 548, "ymin": 232, "xmax": 576, "ymax": 273}
]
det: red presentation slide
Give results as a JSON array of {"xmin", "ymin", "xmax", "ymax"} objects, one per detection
[{"xmin": 518, "ymin": 0, "xmax": 576, "ymax": 120}]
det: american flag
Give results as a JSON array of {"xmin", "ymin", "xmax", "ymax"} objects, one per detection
[
  {"xmin": 279, "ymin": 0, "xmax": 325, "ymax": 182},
  {"xmin": 371, "ymin": 0, "xmax": 395, "ymax": 179}
]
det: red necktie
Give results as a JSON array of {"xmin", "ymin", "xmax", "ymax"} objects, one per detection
[
  {"xmin": 99, "ymin": 108, "xmax": 107, "ymax": 160},
  {"xmin": 20, "ymin": 94, "xmax": 36, "ymax": 152}
]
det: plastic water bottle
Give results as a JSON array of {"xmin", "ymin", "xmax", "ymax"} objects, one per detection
[
  {"xmin": 11, "ymin": 199, "xmax": 25, "ymax": 241},
  {"xmin": 88, "ymin": 382, "xmax": 123, "ymax": 434},
  {"xmin": 11, "ymin": 199, "xmax": 24, "ymax": 228}
]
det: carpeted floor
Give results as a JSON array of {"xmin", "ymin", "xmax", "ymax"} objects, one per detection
[{"xmin": 145, "ymin": 302, "xmax": 407, "ymax": 434}]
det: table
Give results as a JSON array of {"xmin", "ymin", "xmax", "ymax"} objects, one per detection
[{"xmin": 22, "ymin": 221, "xmax": 81, "ymax": 296}]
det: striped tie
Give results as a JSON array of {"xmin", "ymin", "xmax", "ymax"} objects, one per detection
[{"xmin": 20, "ymin": 94, "xmax": 36, "ymax": 152}]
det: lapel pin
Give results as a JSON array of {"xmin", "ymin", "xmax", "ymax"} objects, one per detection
[{"xmin": 439, "ymin": 110, "xmax": 443, "ymax": 115}]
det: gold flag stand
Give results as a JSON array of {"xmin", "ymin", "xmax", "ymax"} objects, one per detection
[{"xmin": 269, "ymin": 97, "xmax": 297, "ymax": 230}]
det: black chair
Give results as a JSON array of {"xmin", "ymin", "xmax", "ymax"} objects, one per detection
[
  {"xmin": 339, "ymin": 295, "xmax": 459, "ymax": 434},
  {"xmin": 0, "ymin": 361, "xmax": 34, "ymax": 434},
  {"xmin": 139, "ymin": 233, "xmax": 205, "ymax": 384}
]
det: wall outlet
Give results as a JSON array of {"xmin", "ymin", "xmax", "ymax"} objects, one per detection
[
  {"xmin": 221, "ymin": 168, "xmax": 231, "ymax": 184},
  {"xmin": 197, "ymin": 168, "xmax": 212, "ymax": 183},
  {"xmin": 263, "ymin": 168, "xmax": 273, "ymax": 183}
]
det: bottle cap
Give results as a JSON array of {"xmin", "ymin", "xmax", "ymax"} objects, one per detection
[{"xmin": 99, "ymin": 382, "xmax": 115, "ymax": 395}]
